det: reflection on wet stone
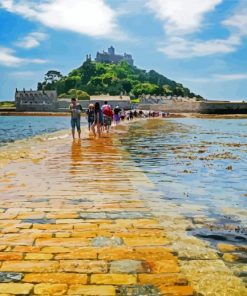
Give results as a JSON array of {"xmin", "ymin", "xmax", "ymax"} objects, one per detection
[
  {"xmin": 92, "ymin": 236, "xmax": 123, "ymax": 247},
  {"xmin": 67, "ymin": 198, "xmax": 90, "ymax": 205},
  {"xmin": 106, "ymin": 211, "xmax": 152, "ymax": 219},
  {"xmin": 117, "ymin": 285, "xmax": 159, "ymax": 296},
  {"xmin": 110, "ymin": 260, "xmax": 148, "ymax": 273},
  {"xmin": 0, "ymin": 272, "xmax": 23, "ymax": 282},
  {"xmin": 1, "ymin": 118, "xmax": 247, "ymax": 295},
  {"xmin": 79, "ymin": 212, "xmax": 107, "ymax": 219},
  {"xmin": 22, "ymin": 219, "xmax": 56, "ymax": 224}
]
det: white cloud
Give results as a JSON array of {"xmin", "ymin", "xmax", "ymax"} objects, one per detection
[
  {"xmin": 146, "ymin": 0, "xmax": 222, "ymax": 35},
  {"xmin": 0, "ymin": 47, "xmax": 23, "ymax": 67},
  {"xmin": 0, "ymin": 47, "xmax": 47, "ymax": 67},
  {"xmin": 147, "ymin": 0, "xmax": 247, "ymax": 58},
  {"xmin": 158, "ymin": 35, "xmax": 241, "ymax": 58},
  {"xmin": 113, "ymin": 0, "xmax": 146, "ymax": 16},
  {"xmin": 0, "ymin": 0, "xmax": 119, "ymax": 38},
  {"xmin": 213, "ymin": 73, "xmax": 247, "ymax": 81},
  {"xmin": 223, "ymin": 5, "xmax": 247, "ymax": 36},
  {"xmin": 183, "ymin": 73, "xmax": 247, "ymax": 83},
  {"xmin": 15, "ymin": 32, "xmax": 48, "ymax": 49}
]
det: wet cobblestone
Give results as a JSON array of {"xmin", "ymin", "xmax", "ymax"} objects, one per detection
[{"xmin": 1, "ymin": 127, "xmax": 244, "ymax": 295}]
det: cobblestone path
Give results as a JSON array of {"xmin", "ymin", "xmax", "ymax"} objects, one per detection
[{"xmin": 0, "ymin": 134, "xmax": 193, "ymax": 296}]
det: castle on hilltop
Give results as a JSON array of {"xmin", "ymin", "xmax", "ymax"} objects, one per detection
[{"xmin": 94, "ymin": 46, "xmax": 134, "ymax": 66}]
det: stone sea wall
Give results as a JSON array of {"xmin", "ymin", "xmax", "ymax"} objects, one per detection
[
  {"xmin": 16, "ymin": 102, "xmax": 59, "ymax": 112},
  {"xmin": 58, "ymin": 99, "xmax": 131, "ymax": 111},
  {"xmin": 139, "ymin": 101, "xmax": 247, "ymax": 114}
]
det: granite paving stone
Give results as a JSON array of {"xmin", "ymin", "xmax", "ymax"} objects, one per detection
[
  {"xmin": 0, "ymin": 128, "xmax": 198, "ymax": 295},
  {"xmin": 92, "ymin": 236, "xmax": 123, "ymax": 247},
  {"xmin": 109, "ymin": 259, "xmax": 149, "ymax": 273},
  {"xmin": 116, "ymin": 285, "xmax": 159, "ymax": 296},
  {"xmin": 0, "ymin": 272, "xmax": 23, "ymax": 283}
]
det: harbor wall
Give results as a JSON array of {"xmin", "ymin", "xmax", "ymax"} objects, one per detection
[
  {"xmin": 58, "ymin": 99, "xmax": 131, "ymax": 111},
  {"xmin": 138, "ymin": 101, "xmax": 247, "ymax": 114}
]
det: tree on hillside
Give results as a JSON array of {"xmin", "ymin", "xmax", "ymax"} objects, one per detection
[
  {"xmin": 44, "ymin": 70, "xmax": 62, "ymax": 83},
  {"xmin": 80, "ymin": 60, "xmax": 96, "ymax": 84},
  {"xmin": 102, "ymin": 73, "xmax": 115, "ymax": 86},
  {"xmin": 68, "ymin": 89, "xmax": 90, "ymax": 100},
  {"xmin": 133, "ymin": 82, "xmax": 163, "ymax": 96},
  {"xmin": 36, "ymin": 58, "xmax": 202, "ymax": 99},
  {"xmin": 121, "ymin": 79, "xmax": 132, "ymax": 93},
  {"xmin": 37, "ymin": 82, "xmax": 43, "ymax": 91}
]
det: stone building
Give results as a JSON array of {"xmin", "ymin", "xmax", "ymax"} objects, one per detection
[
  {"xmin": 140, "ymin": 94, "xmax": 199, "ymax": 104},
  {"xmin": 15, "ymin": 89, "xmax": 58, "ymax": 112},
  {"xmin": 95, "ymin": 46, "xmax": 134, "ymax": 66}
]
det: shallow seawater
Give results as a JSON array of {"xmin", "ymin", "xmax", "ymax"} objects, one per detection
[
  {"xmin": 0, "ymin": 116, "xmax": 86, "ymax": 145},
  {"xmin": 118, "ymin": 118, "xmax": 247, "ymax": 247}
]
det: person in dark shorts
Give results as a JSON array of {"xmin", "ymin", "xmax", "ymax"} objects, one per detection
[
  {"xmin": 69, "ymin": 97, "xmax": 82, "ymax": 139},
  {"xmin": 91, "ymin": 102, "xmax": 103, "ymax": 137},
  {"xmin": 86, "ymin": 103, "xmax": 95, "ymax": 131},
  {"xmin": 102, "ymin": 104, "xmax": 113, "ymax": 133}
]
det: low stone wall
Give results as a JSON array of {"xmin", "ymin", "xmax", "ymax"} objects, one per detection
[
  {"xmin": 16, "ymin": 103, "xmax": 59, "ymax": 112},
  {"xmin": 139, "ymin": 101, "xmax": 247, "ymax": 114},
  {"xmin": 58, "ymin": 99, "xmax": 131, "ymax": 111}
]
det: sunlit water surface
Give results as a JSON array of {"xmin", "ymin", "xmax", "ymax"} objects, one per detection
[
  {"xmin": 118, "ymin": 118, "xmax": 247, "ymax": 247},
  {"xmin": 0, "ymin": 116, "xmax": 86, "ymax": 146}
]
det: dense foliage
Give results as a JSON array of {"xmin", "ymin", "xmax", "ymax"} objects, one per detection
[
  {"xmin": 37, "ymin": 60, "xmax": 202, "ymax": 99},
  {"xmin": 0, "ymin": 101, "xmax": 15, "ymax": 108}
]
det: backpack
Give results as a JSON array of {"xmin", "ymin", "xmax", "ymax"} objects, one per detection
[{"xmin": 103, "ymin": 106, "xmax": 113, "ymax": 117}]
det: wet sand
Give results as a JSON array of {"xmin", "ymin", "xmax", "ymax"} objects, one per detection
[{"xmin": 0, "ymin": 122, "xmax": 246, "ymax": 295}]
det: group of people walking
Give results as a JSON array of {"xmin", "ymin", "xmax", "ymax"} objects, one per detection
[
  {"xmin": 69, "ymin": 97, "xmax": 169, "ymax": 139},
  {"xmin": 69, "ymin": 98, "xmax": 126, "ymax": 139}
]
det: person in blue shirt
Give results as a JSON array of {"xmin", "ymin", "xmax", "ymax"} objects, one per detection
[{"xmin": 69, "ymin": 98, "xmax": 82, "ymax": 139}]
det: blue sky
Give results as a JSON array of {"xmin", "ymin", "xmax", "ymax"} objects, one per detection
[{"xmin": 0, "ymin": 0, "xmax": 246, "ymax": 101}]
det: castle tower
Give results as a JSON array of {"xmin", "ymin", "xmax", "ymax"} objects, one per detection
[
  {"xmin": 108, "ymin": 46, "xmax": 115, "ymax": 55},
  {"xmin": 86, "ymin": 54, "xmax": 91, "ymax": 61}
]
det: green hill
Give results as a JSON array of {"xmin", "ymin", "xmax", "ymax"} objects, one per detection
[{"xmin": 37, "ymin": 60, "xmax": 203, "ymax": 100}]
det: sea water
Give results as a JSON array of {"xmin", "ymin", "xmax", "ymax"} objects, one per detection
[
  {"xmin": 119, "ymin": 118, "xmax": 247, "ymax": 247},
  {"xmin": 0, "ymin": 116, "xmax": 86, "ymax": 146}
]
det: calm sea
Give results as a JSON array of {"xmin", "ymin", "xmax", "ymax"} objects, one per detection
[
  {"xmin": 0, "ymin": 116, "xmax": 86, "ymax": 146},
  {"xmin": 119, "ymin": 118, "xmax": 247, "ymax": 246}
]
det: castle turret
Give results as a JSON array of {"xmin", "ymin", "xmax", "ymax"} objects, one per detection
[
  {"xmin": 95, "ymin": 46, "xmax": 134, "ymax": 66},
  {"xmin": 108, "ymin": 46, "xmax": 115, "ymax": 55}
]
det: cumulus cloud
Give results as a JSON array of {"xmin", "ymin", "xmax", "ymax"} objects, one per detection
[
  {"xmin": 15, "ymin": 32, "xmax": 48, "ymax": 49},
  {"xmin": 114, "ymin": 0, "xmax": 146, "ymax": 16},
  {"xmin": 146, "ymin": 0, "xmax": 222, "ymax": 35},
  {"xmin": 223, "ymin": 5, "xmax": 247, "ymax": 36},
  {"xmin": 158, "ymin": 35, "xmax": 241, "ymax": 58},
  {"xmin": 0, "ymin": 0, "xmax": 119, "ymax": 37},
  {"xmin": 147, "ymin": 0, "xmax": 247, "ymax": 58},
  {"xmin": 0, "ymin": 46, "xmax": 47, "ymax": 67}
]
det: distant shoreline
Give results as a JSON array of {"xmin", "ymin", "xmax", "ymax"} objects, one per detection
[
  {"xmin": 0, "ymin": 111, "xmax": 70, "ymax": 116},
  {"xmin": 1, "ymin": 111, "xmax": 247, "ymax": 119}
]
